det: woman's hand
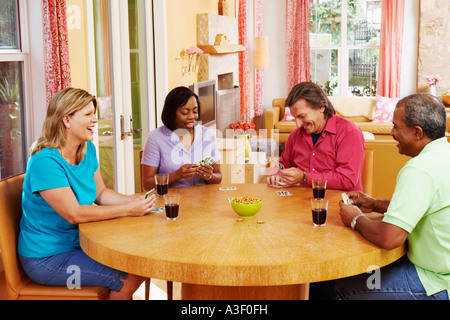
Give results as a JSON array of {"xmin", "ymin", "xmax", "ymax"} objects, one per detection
[
  {"xmin": 126, "ymin": 194, "xmax": 157, "ymax": 217},
  {"xmin": 176, "ymin": 164, "xmax": 198, "ymax": 181},
  {"xmin": 196, "ymin": 164, "xmax": 214, "ymax": 180}
]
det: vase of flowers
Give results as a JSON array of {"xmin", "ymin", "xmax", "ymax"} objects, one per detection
[
  {"xmin": 230, "ymin": 117, "xmax": 255, "ymax": 163},
  {"xmin": 182, "ymin": 46, "xmax": 204, "ymax": 74},
  {"xmin": 424, "ymin": 75, "xmax": 441, "ymax": 96}
]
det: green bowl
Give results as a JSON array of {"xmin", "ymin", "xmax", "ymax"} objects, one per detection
[{"xmin": 230, "ymin": 197, "xmax": 262, "ymax": 218}]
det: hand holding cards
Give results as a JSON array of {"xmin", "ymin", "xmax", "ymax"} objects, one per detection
[
  {"xmin": 342, "ymin": 193, "xmax": 350, "ymax": 205},
  {"xmin": 144, "ymin": 188, "xmax": 155, "ymax": 199},
  {"xmin": 195, "ymin": 156, "xmax": 215, "ymax": 180},
  {"xmin": 195, "ymin": 156, "xmax": 215, "ymax": 166}
]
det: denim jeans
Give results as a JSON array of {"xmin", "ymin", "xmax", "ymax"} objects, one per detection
[
  {"xmin": 20, "ymin": 249, "xmax": 127, "ymax": 292},
  {"xmin": 311, "ymin": 256, "xmax": 448, "ymax": 300}
]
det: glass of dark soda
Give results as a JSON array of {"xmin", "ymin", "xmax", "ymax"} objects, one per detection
[
  {"xmin": 311, "ymin": 198, "xmax": 328, "ymax": 227},
  {"xmin": 155, "ymin": 173, "xmax": 169, "ymax": 196},
  {"xmin": 312, "ymin": 178, "xmax": 327, "ymax": 199},
  {"xmin": 164, "ymin": 193, "xmax": 180, "ymax": 220}
]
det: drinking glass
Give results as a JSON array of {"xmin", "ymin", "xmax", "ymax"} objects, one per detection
[
  {"xmin": 155, "ymin": 173, "xmax": 169, "ymax": 196},
  {"xmin": 311, "ymin": 198, "xmax": 328, "ymax": 227},
  {"xmin": 164, "ymin": 194, "xmax": 180, "ymax": 220},
  {"xmin": 312, "ymin": 178, "xmax": 327, "ymax": 199}
]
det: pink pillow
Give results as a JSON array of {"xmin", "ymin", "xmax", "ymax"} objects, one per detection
[
  {"xmin": 281, "ymin": 107, "xmax": 295, "ymax": 121},
  {"xmin": 373, "ymin": 94, "xmax": 400, "ymax": 123}
]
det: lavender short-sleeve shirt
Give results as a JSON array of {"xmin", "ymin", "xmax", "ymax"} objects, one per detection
[{"xmin": 142, "ymin": 124, "xmax": 221, "ymax": 187}]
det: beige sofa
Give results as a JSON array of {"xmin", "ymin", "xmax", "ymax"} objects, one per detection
[{"xmin": 265, "ymin": 96, "xmax": 394, "ymax": 143}]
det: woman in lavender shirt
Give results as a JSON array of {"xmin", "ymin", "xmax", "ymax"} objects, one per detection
[{"xmin": 141, "ymin": 87, "xmax": 222, "ymax": 190}]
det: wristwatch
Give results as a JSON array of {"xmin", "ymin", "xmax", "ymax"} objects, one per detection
[
  {"xmin": 302, "ymin": 171, "xmax": 308, "ymax": 185},
  {"xmin": 351, "ymin": 213, "xmax": 365, "ymax": 230}
]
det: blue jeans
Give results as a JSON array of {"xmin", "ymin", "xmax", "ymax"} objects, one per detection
[
  {"xmin": 333, "ymin": 256, "xmax": 448, "ymax": 300},
  {"xmin": 20, "ymin": 249, "xmax": 127, "ymax": 292}
]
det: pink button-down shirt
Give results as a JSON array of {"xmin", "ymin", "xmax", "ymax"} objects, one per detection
[{"xmin": 279, "ymin": 115, "xmax": 365, "ymax": 191}]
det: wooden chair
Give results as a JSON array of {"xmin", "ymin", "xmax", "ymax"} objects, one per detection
[
  {"xmin": 0, "ymin": 173, "xmax": 109, "ymax": 300},
  {"xmin": 140, "ymin": 151, "xmax": 173, "ymax": 300},
  {"xmin": 362, "ymin": 149, "xmax": 374, "ymax": 197}
]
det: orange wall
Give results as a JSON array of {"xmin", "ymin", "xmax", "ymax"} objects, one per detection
[
  {"xmin": 166, "ymin": 0, "xmax": 236, "ymax": 89},
  {"xmin": 67, "ymin": 0, "xmax": 89, "ymax": 90}
]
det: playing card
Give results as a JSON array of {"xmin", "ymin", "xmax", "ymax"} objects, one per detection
[
  {"xmin": 145, "ymin": 188, "xmax": 155, "ymax": 199},
  {"xmin": 272, "ymin": 160, "xmax": 284, "ymax": 170},
  {"xmin": 219, "ymin": 187, "xmax": 237, "ymax": 190},
  {"xmin": 342, "ymin": 193, "xmax": 350, "ymax": 205},
  {"xmin": 277, "ymin": 191, "xmax": 292, "ymax": 196}
]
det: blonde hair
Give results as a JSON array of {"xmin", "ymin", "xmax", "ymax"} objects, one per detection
[{"xmin": 31, "ymin": 88, "xmax": 97, "ymax": 163}]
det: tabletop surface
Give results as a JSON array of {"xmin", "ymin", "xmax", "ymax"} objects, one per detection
[{"xmin": 79, "ymin": 184, "xmax": 405, "ymax": 286}]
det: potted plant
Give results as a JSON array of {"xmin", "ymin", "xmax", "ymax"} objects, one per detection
[{"xmin": 0, "ymin": 75, "xmax": 20, "ymax": 177}]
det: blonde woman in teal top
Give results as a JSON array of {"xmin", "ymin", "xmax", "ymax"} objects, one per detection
[
  {"xmin": 18, "ymin": 88, "xmax": 156, "ymax": 300},
  {"xmin": 334, "ymin": 93, "xmax": 450, "ymax": 300}
]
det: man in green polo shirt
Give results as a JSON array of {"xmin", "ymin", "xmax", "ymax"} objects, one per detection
[{"xmin": 337, "ymin": 93, "xmax": 450, "ymax": 300}]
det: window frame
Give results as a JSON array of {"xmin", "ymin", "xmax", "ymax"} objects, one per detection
[
  {"xmin": 0, "ymin": 0, "xmax": 46, "ymax": 177},
  {"xmin": 310, "ymin": 0, "xmax": 380, "ymax": 96}
]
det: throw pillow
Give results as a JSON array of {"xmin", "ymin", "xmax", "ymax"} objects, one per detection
[
  {"xmin": 373, "ymin": 94, "xmax": 400, "ymax": 123},
  {"xmin": 281, "ymin": 107, "xmax": 295, "ymax": 121}
]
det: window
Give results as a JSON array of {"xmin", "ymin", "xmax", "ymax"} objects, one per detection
[
  {"xmin": 0, "ymin": 0, "xmax": 27, "ymax": 179},
  {"xmin": 310, "ymin": 0, "xmax": 381, "ymax": 96}
]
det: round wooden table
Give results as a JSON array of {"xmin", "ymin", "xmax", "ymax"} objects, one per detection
[{"xmin": 79, "ymin": 184, "xmax": 405, "ymax": 300}]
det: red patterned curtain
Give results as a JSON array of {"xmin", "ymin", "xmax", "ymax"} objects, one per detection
[
  {"xmin": 377, "ymin": 0, "xmax": 404, "ymax": 98},
  {"xmin": 286, "ymin": 0, "xmax": 310, "ymax": 95},
  {"xmin": 238, "ymin": 0, "xmax": 250, "ymax": 120},
  {"xmin": 42, "ymin": 0, "xmax": 72, "ymax": 105},
  {"xmin": 254, "ymin": 0, "xmax": 263, "ymax": 117}
]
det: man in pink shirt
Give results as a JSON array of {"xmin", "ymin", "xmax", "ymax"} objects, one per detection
[{"xmin": 267, "ymin": 82, "xmax": 365, "ymax": 191}]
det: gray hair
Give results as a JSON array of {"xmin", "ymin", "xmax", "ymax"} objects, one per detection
[{"xmin": 397, "ymin": 93, "xmax": 446, "ymax": 140}]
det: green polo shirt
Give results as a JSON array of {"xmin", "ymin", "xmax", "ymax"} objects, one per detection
[{"xmin": 383, "ymin": 137, "xmax": 450, "ymax": 297}]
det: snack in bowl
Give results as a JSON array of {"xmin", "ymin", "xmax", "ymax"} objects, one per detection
[{"xmin": 230, "ymin": 196, "xmax": 262, "ymax": 219}]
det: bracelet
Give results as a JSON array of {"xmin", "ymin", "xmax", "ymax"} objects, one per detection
[
  {"xmin": 302, "ymin": 171, "xmax": 308, "ymax": 185},
  {"xmin": 205, "ymin": 173, "xmax": 213, "ymax": 181}
]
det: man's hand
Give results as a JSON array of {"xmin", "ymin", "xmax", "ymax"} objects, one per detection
[
  {"xmin": 346, "ymin": 191, "xmax": 375, "ymax": 213},
  {"xmin": 276, "ymin": 167, "xmax": 305, "ymax": 186},
  {"xmin": 339, "ymin": 201, "xmax": 363, "ymax": 227}
]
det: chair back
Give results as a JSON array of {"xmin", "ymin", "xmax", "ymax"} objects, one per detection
[
  {"xmin": 362, "ymin": 149, "xmax": 374, "ymax": 196},
  {"xmin": 139, "ymin": 150, "xmax": 145, "ymax": 192},
  {"xmin": 0, "ymin": 173, "xmax": 30, "ymax": 299}
]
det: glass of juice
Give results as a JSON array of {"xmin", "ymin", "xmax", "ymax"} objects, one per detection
[
  {"xmin": 155, "ymin": 173, "xmax": 169, "ymax": 196},
  {"xmin": 164, "ymin": 194, "xmax": 180, "ymax": 220},
  {"xmin": 312, "ymin": 178, "xmax": 327, "ymax": 199},
  {"xmin": 311, "ymin": 198, "xmax": 328, "ymax": 227}
]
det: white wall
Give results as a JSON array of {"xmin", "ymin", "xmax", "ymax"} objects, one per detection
[
  {"xmin": 261, "ymin": 0, "xmax": 287, "ymax": 108},
  {"xmin": 260, "ymin": 0, "xmax": 419, "ymax": 112}
]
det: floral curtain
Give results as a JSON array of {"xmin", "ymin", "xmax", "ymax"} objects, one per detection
[
  {"xmin": 254, "ymin": 0, "xmax": 263, "ymax": 117},
  {"xmin": 42, "ymin": 0, "xmax": 72, "ymax": 105},
  {"xmin": 286, "ymin": 0, "xmax": 310, "ymax": 95},
  {"xmin": 377, "ymin": 0, "xmax": 404, "ymax": 98},
  {"xmin": 238, "ymin": 0, "xmax": 250, "ymax": 119}
]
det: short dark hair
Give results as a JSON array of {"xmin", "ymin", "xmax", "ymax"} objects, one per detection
[
  {"xmin": 285, "ymin": 82, "xmax": 335, "ymax": 119},
  {"xmin": 397, "ymin": 93, "xmax": 446, "ymax": 140},
  {"xmin": 161, "ymin": 86, "xmax": 200, "ymax": 131}
]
